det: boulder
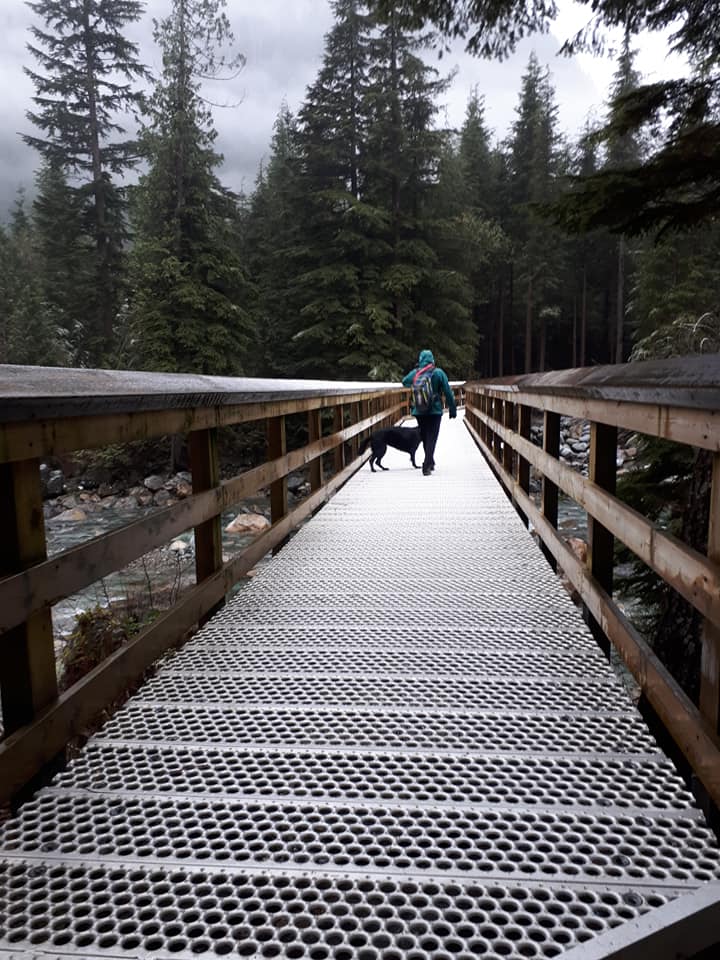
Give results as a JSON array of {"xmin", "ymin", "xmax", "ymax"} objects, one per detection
[
  {"xmin": 97, "ymin": 482, "xmax": 115, "ymax": 498},
  {"xmin": 567, "ymin": 537, "xmax": 588, "ymax": 564},
  {"xmin": 169, "ymin": 539, "xmax": 189, "ymax": 553},
  {"xmin": 287, "ymin": 472, "xmax": 306, "ymax": 494},
  {"xmin": 45, "ymin": 469, "xmax": 64, "ymax": 498},
  {"xmin": 143, "ymin": 474, "xmax": 165, "ymax": 492},
  {"xmin": 225, "ymin": 512, "xmax": 271, "ymax": 536},
  {"xmin": 55, "ymin": 507, "xmax": 87, "ymax": 522},
  {"xmin": 154, "ymin": 489, "xmax": 172, "ymax": 506},
  {"xmin": 175, "ymin": 480, "xmax": 192, "ymax": 499},
  {"xmin": 135, "ymin": 492, "xmax": 154, "ymax": 508}
]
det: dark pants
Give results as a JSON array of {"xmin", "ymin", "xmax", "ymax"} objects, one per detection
[{"xmin": 417, "ymin": 414, "xmax": 442, "ymax": 468}]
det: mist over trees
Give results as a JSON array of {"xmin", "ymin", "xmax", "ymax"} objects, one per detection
[{"xmin": 1, "ymin": 0, "xmax": 719, "ymax": 379}]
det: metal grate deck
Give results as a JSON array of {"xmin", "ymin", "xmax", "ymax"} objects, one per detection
[{"xmin": 2, "ymin": 414, "xmax": 719, "ymax": 960}]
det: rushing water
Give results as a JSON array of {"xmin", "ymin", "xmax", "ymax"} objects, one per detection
[{"xmin": 47, "ymin": 501, "xmax": 267, "ymax": 639}]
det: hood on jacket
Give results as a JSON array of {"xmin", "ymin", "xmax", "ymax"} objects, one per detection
[{"xmin": 418, "ymin": 349, "xmax": 435, "ymax": 366}]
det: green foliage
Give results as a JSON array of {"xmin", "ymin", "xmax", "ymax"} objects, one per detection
[
  {"xmin": 629, "ymin": 229, "xmax": 720, "ymax": 344},
  {"xmin": 23, "ymin": 0, "xmax": 148, "ymax": 364},
  {"xmin": 127, "ymin": 0, "xmax": 254, "ymax": 375},
  {"xmin": 0, "ymin": 192, "xmax": 69, "ymax": 365},
  {"xmin": 615, "ymin": 314, "xmax": 718, "ymax": 698}
]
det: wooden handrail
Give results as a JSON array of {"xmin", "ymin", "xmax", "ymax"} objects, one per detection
[
  {"xmin": 0, "ymin": 366, "xmax": 409, "ymax": 802},
  {"xmin": 465, "ymin": 352, "xmax": 720, "ymax": 811}
]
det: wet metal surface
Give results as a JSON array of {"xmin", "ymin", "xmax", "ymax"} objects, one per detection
[{"xmin": 1, "ymin": 415, "xmax": 719, "ymax": 959}]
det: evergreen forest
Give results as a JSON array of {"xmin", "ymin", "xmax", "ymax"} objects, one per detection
[{"xmin": 3, "ymin": 0, "xmax": 719, "ymax": 383}]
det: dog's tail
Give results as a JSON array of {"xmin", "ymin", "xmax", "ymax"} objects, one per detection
[{"xmin": 358, "ymin": 437, "xmax": 371, "ymax": 455}]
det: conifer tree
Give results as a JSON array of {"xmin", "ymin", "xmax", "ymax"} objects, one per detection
[
  {"xmin": 23, "ymin": 0, "xmax": 147, "ymax": 364},
  {"xmin": 456, "ymin": 89, "xmax": 511, "ymax": 374},
  {"xmin": 0, "ymin": 192, "xmax": 68, "ymax": 365},
  {"xmin": 290, "ymin": 0, "xmax": 376, "ymax": 377},
  {"xmin": 361, "ymin": 8, "xmax": 474, "ymax": 376},
  {"xmin": 605, "ymin": 36, "xmax": 643, "ymax": 361},
  {"xmin": 32, "ymin": 161, "xmax": 90, "ymax": 362},
  {"xmin": 507, "ymin": 54, "xmax": 565, "ymax": 372},
  {"xmin": 128, "ymin": 0, "xmax": 254, "ymax": 375},
  {"xmin": 244, "ymin": 105, "xmax": 303, "ymax": 375}
]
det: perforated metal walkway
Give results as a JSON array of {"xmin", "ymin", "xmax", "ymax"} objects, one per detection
[{"xmin": 2, "ymin": 415, "xmax": 719, "ymax": 959}]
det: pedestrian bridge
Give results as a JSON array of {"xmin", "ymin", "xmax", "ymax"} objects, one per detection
[{"xmin": 1, "ymin": 357, "xmax": 719, "ymax": 959}]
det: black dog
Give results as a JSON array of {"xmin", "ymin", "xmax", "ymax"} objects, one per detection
[{"xmin": 358, "ymin": 426, "xmax": 422, "ymax": 472}]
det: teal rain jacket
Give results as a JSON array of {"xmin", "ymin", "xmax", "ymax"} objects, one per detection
[{"xmin": 402, "ymin": 349, "xmax": 457, "ymax": 417}]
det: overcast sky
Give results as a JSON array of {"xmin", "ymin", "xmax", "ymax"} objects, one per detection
[{"xmin": 0, "ymin": 0, "xmax": 686, "ymax": 218}]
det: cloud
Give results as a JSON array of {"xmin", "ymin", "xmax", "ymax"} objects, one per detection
[{"xmin": 0, "ymin": 0, "xmax": 683, "ymax": 218}]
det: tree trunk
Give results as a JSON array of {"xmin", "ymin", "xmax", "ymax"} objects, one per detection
[
  {"xmin": 524, "ymin": 274, "xmax": 533, "ymax": 373},
  {"xmin": 616, "ymin": 235, "xmax": 625, "ymax": 363},
  {"xmin": 497, "ymin": 277, "xmax": 504, "ymax": 377},
  {"xmin": 580, "ymin": 262, "xmax": 587, "ymax": 367},
  {"xmin": 82, "ymin": 0, "xmax": 111, "ymax": 359},
  {"xmin": 572, "ymin": 292, "xmax": 578, "ymax": 368},
  {"xmin": 539, "ymin": 311, "xmax": 546, "ymax": 372}
]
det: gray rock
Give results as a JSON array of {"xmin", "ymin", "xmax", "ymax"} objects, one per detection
[
  {"xmin": 144, "ymin": 474, "xmax": 165, "ymax": 492},
  {"xmin": 46, "ymin": 470, "xmax": 65, "ymax": 498},
  {"xmin": 154, "ymin": 489, "xmax": 172, "ymax": 506},
  {"xmin": 97, "ymin": 482, "xmax": 115, "ymax": 498},
  {"xmin": 287, "ymin": 472, "xmax": 305, "ymax": 494},
  {"xmin": 175, "ymin": 480, "xmax": 192, "ymax": 499}
]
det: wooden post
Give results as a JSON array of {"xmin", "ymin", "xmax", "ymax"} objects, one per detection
[
  {"xmin": 503, "ymin": 400, "xmax": 514, "ymax": 475},
  {"xmin": 351, "ymin": 402, "xmax": 361, "ymax": 459},
  {"xmin": 700, "ymin": 453, "xmax": 720, "ymax": 734},
  {"xmin": 493, "ymin": 398, "xmax": 503, "ymax": 462},
  {"xmin": 360, "ymin": 398, "xmax": 371, "ymax": 452},
  {"xmin": 189, "ymin": 428, "xmax": 224, "ymax": 625},
  {"xmin": 584, "ymin": 421, "xmax": 617, "ymax": 656},
  {"xmin": 0, "ymin": 459, "xmax": 58, "ymax": 738},
  {"xmin": 267, "ymin": 415, "xmax": 288, "ymax": 555},
  {"xmin": 541, "ymin": 411, "xmax": 561, "ymax": 571},
  {"xmin": 516, "ymin": 404, "xmax": 532, "ymax": 528},
  {"xmin": 308, "ymin": 408, "xmax": 324, "ymax": 492},
  {"xmin": 333, "ymin": 404, "xmax": 346, "ymax": 475}
]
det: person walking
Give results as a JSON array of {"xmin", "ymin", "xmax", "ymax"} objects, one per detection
[{"xmin": 402, "ymin": 349, "xmax": 457, "ymax": 475}]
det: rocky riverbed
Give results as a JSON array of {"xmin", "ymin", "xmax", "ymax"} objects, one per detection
[{"xmin": 42, "ymin": 463, "xmax": 314, "ymax": 640}]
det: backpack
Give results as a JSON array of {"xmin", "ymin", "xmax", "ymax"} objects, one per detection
[{"xmin": 412, "ymin": 363, "xmax": 436, "ymax": 414}]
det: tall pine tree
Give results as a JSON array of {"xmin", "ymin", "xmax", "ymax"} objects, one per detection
[
  {"xmin": 23, "ymin": 0, "xmax": 147, "ymax": 365},
  {"xmin": 128, "ymin": 0, "xmax": 254, "ymax": 375}
]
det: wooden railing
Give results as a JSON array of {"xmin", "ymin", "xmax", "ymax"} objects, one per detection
[
  {"xmin": 464, "ymin": 354, "xmax": 720, "ymax": 811},
  {"xmin": 0, "ymin": 365, "xmax": 413, "ymax": 803}
]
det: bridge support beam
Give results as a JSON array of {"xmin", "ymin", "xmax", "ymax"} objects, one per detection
[
  {"xmin": 189, "ymin": 428, "xmax": 224, "ymax": 626},
  {"xmin": 700, "ymin": 452, "xmax": 720, "ymax": 736},
  {"xmin": 516, "ymin": 404, "xmax": 532, "ymax": 527},
  {"xmin": 0, "ymin": 458, "xmax": 57, "ymax": 739},
  {"xmin": 541, "ymin": 411, "xmax": 560, "ymax": 571},
  {"xmin": 308, "ymin": 409, "xmax": 324, "ymax": 492},
  {"xmin": 561, "ymin": 880, "xmax": 720, "ymax": 960},
  {"xmin": 584, "ymin": 421, "xmax": 617, "ymax": 658}
]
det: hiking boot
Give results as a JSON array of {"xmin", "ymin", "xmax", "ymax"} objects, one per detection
[{"xmin": 422, "ymin": 465, "xmax": 432, "ymax": 476}]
